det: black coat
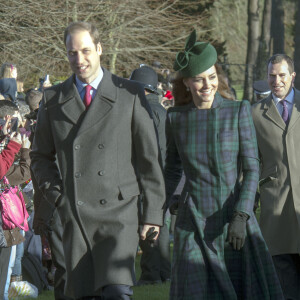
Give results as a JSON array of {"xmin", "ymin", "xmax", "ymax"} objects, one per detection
[{"xmin": 146, "ymin": 93, "xmax": 166, "ymax": 166}]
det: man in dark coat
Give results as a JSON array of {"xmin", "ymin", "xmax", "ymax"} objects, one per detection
[
  {"xmin": 130, "ymin": 66, "xmax": 170, "ymax": 285},
  {"xmin": 30, "ymin": 22, "xmax": 165, "ymax": 300}
]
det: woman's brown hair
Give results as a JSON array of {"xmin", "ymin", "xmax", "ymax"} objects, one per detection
[{"xmin": 172, "ymin": 63, "xmax": 235, "ymax": 106}]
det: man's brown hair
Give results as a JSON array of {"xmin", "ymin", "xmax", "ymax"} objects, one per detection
[
  {"xmin": 64, "ymin": 22, "xmax": 101, "ymax": 48},
  {"xmin": 267, "ymin": 54, "xmax": 294, "ymax": 74}
]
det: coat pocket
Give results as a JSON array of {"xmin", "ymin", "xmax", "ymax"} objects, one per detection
[
  {"xmin": 259, "ymin": 165, "xmax": 277, "ymax": 187},
  {"xmin": 118, "ymin": 182, "xmax": 140, "ymax": 200}
]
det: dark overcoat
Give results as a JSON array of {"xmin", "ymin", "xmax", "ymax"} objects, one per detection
[
  {"xmin": 146, "ymin": 93, "xmax": 167, "ymax": 165},
  {"xmin": 165, "ymin": 94, "xmax": 283, "ymax": 299},
  {"xmin": 30, "ymin": 69, "xmax": 165, "ymax": 299}
]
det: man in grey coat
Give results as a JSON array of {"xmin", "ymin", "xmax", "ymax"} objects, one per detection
[
  {"xmin": 30, "ymin": 22, "xmax": 165, "ymax": 300},
  {"xmin": 252, "ymin": 54, "xmax": 300, "ymax": 300}
]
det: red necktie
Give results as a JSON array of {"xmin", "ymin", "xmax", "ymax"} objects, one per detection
[{"xmin": 84, "ymin": 85, "xmax": 92, "ymax": 108}]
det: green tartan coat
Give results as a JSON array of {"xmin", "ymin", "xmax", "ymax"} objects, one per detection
[{"xmin": 165, "ymin": 94, "xmax": 283, "ymax": 300}]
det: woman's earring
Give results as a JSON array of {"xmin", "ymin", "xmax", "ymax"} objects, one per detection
[{"xmin": 186, "ymin": 87, "xmax": 190, "ymax": 92}]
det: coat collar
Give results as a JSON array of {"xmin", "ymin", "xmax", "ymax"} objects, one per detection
[
  {"xmin": 263, "ymin": 88, "xmax": 300, "ymax": 131},
  {"xmin": 211, "ymin": 92, "xmax": 224, "ymax": 108},
  {"xmin": 59, "ymin": 68, "xmax": 117, "ymax": 135},
  {"xmin": 288, "ymin": 88, "xmax": 300, "ymax": 131}
]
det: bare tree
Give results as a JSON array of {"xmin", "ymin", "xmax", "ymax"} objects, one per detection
[
  {"xmin": 243, "ymin": 0, "xmax": 260, "ymax": 102},
  {"xmin": 0, "ymin": 0, "xmax": 210, "ymax": 87},
  {"xmin": 271, "ymin": 0, "xmax": 285, "ymax": 54},
  {"xmin": 294, "ymin": 0, "xmax": 300, "ymax": 89},
  {"xmin": 255, "ymin": 0, "xmax": 272, "ymax": 80}
]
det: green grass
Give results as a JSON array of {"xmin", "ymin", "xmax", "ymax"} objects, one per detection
[
  {"xmin": 133, "ymin": 253, "xmax": 170, "ymax": 300},
  {"xmin": 27, "ymin": 252, "xmax": 170, "ymax": 300},
  {"xmin": 232, "ymin": 84, "xmax": 243, "ymax": 100}
]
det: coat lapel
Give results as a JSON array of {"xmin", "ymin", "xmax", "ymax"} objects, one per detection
[
  {"xmin": 60, "ymin": 75, "xmax": 86, "ymax": 125},
  {"xmin": 287, "ymin": 88, "xmax": 300, "ymax": 132},
  {"xmin": 264, "ymin": 95, "xmax": 286, "ymax": 130},
  {"xmin": 77, "ymin": 68, "xmax": 116, "ymax": 136}
]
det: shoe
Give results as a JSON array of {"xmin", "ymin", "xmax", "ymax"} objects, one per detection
[{"xmin": 136, "ymin": 279, "xmax": 162, "ymax": 286}]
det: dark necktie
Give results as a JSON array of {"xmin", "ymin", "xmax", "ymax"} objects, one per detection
[
  {"xmin": 280, "ymin": 100, "xmax": 289, "ymax": 125},
  {"xmin": 84, "ymin": 85, "xmax": 92, "ymax": 108}
]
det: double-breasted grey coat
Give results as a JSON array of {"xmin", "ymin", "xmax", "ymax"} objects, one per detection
[
  {"xmin": 252, "ymin": 88, "xmax": 300, "ymax": 256},
  {"xmin": 30, "ymin": 69, "xmax": 165, "ymax": 299}
]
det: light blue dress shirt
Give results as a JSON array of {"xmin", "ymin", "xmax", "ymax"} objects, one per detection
[{"xmin": 272, "ymin": 88, "xmax": 294, "ymax": 118}]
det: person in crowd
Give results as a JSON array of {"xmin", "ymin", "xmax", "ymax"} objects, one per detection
[
  {"xmin": 164, "ymin": 30, "xmax": 284, "ymax": 300},
  {"xmin": 130, "ymin": 65, "xmax": 171, "ymax": 286},
  {"xmin": 30, "ymin": 21, "xmax": 165, "ymax": 300},
  {"xmin": 25, "ymin": 89, "xmax": 42, "ymax": 113},
  {"xmin": 16, "ymin": 80, "xmax": 25, "ymax": 101},
  {"xmin": 24, "ymin": 89, "xmax": 42, "ymax": 145},
  {"xmin": 252, "ymin": 79, "xmax": 271, "ymax": 102},
  {"xmin": 5, "ymin": 133, "xmax": 31, "ymax": 295},
  {"xmin": 0, "ymin": 100, "xmax": 29, "ymax": 299},
  {"xmin": 38, "ymin": 75, "xmax": 52, "ymax": 92},
  {"xmin": 0, "ymin": 63, "xmax": 18, "ymax": 103},
  {"xmin": 161, "ymin": 90, "xmax": 174, "ymax": 109},
  {"xmin": 0, "ymin": 143, "xmax": 24, "ymax": 299},
  {"xmin": 5, "ymin": 100, "xmax": 32, "ymax": 287},
  {"xmin": 0, "ymin": 63, "xmax": 17, "ymax": 80},
  {"xmin": 0, "ymin": 78, "xmax": 18, "ymax": 103},
  {"xmin": 252, "ymin": 54, "xmax": 300, "ymax": 300}
]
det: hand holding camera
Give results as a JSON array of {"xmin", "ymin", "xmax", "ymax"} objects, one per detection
[
  {"xmin": 0, "ymin": 115, "xmax": 19, "ymax": 136},
  {"xmin": 10, "ymin": 132, "xmax": 22, "ymax": 145}
]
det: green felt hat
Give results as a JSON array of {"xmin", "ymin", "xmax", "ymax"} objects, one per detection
[{"xmin": 174, "ymin": 30, "xmax": 217, "ymax": 78}]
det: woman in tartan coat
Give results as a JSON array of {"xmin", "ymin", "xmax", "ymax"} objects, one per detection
[{"xmin": 165, "ymin": 30, "xmax": 284, "ymax": 300}]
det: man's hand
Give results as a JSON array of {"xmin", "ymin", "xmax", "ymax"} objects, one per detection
[
  {"xmin": 33, "ymin": 199, "xmax": 56, "ymax": 237},
  {"xmin": 140, "ymin": 224, "xmax": 160, "ymax": 241}
]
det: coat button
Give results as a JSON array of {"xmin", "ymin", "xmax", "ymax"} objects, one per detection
[
  {"xmin": 98, "ymin": 144, "xmax": 104, "ymax": 149},
  {"xmin": 98, "ymin": 170, "xmax": 105, "ymax": 176},
  {"xmin": 100, "ymin": 199, "xmax": 107, "ymax": 205},
  {"xmin": 77, "ymin": 201, "xmax": 84, "ymax": 206},
  {"xmin": 74, "ymin": 145, "xmax": 80, "ymax": 150},
  {"xmin": 75, "ymin": 172, "xmax": 81, "ymax": 178}
]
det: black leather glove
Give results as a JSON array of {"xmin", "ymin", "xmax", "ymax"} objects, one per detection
[
  {"xmin": 33, "ymin": 190, "xmax": 60, "ymax": 237},
  {"xmin": 169, "ymin": 201, "xmax": 179, "ymax": 215},
  {"xmin": 146, "ymin": 227, "xmax": 158, "ymax": 247},
  {"xmin": 33, "ymin": 199, "xmax": 55, "ymax": 237},
  {"xmin": 168, "ymin": 194, "xmax": 180, "ymax": 215},
  {"xmin": 227, "ymin": 211, "xmax": 249, "ymax": 250}
]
